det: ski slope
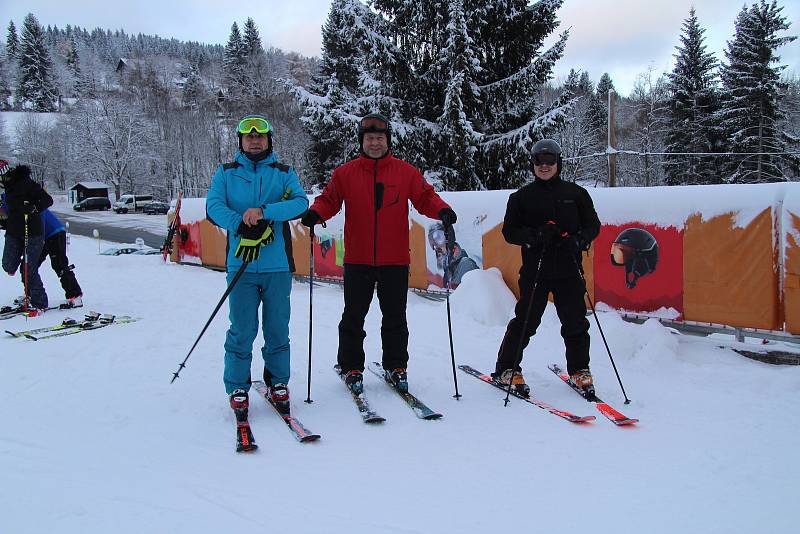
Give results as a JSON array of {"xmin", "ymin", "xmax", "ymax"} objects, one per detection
[{"xmin": 1, "ymin": 232, "xmax": 798, "ymax": 534}]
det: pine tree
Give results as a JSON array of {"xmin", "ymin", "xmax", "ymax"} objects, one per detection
[
  {"xmin": 582, "ymin": 73, "xmax": 615, "ymax": 183},
  {"xmin": 718, "ymin": 0, "xmax": 798, "ymax": 183},
  {"xmin": 295, "ymin": 0, "xmax": 575, "ymax": 190},
  {"xmin": 664, "ymin": 8, "xmax": 721, "ymax": 185},
  {"xmin": 222, "ymin": 22, "xmax": 247, "ymax": 98},
  {"xmin": 0, "ymin": 54, "xmax": 11, "ymax": 110},
  {"xmin": 6, "ymin": 20, "xmax": 18, "ymax": 59},
  {"xmin": 65, "ymin": 35, "xmax": 85, "ymax": 97},
  {"xmin": 15, "ymin": 13, "xmax": 58, "ymax": 111},
  {"xmin": 242, "ymin": 18, "xmax": 262, "ymax": 57}
]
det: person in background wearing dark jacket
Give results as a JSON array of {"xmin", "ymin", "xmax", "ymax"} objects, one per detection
[
  {"xmin": 300, "ymin": 112, "xmax": 457, "ymax": 394},
  {"xmin": 493, "ymin": 139, "xmax": 601, "ymax": 397},
  {"xmin": 0, "ymin": 162, "xmax": 54, "ymax": 315},
  {"xmin": 1, "ymin": 196, "xmax": 82, "ymax": 309}
]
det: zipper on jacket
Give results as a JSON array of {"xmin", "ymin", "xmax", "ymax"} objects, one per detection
[{"xmin": 373, "ymin": 159, "xmax": 378, "ymax": 266}]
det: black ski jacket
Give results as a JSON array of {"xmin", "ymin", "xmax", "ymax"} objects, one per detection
[
  {"xmin": 2, "ymin": 166, "xmax": 53, "ymax": 238},
  {"xmin": 502, "ymin": 175, "xmax": 600, "ymax": 279}
]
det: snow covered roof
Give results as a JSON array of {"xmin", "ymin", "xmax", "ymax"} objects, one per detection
[{"xmin": 71, "ymin": 181, "xmax": 110, "ymax": 190}]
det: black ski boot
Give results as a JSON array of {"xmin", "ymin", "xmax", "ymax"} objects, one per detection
[{"xmin": 386, "ymin": 368, "xmax": 408, "ymax": 393}]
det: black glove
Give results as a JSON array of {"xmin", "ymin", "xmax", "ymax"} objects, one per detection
[
  {"xmin": 571, "ymin": 232, "xmax": 591, "ymax": 252},
  {"xmin": 237, "ymin": 219, "xmax": 270, "ymax": 240},
  {"xmin": 22, "ymin": 201, "xmax": 38, "ymax": 215},
  {"xmin": 534, "ymin": 222, "xmax": 561, "ymax": 248},
  {"xmin": 439, "ymin": 207, "xmax": 457, "ymax": 227},
  {"xmin": 300, "ymin": 209, "xmax": 321, "ymax": 228}
]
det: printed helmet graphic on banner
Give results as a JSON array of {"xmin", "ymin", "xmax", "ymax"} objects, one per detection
[{"xmin": 610, "ymin": 228, "xmax": 659, "ymax": 289}]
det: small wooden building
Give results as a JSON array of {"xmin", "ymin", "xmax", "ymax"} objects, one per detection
[{"xmin": 69, "ymin": 181, "xmax": 110, "ymax": 204}]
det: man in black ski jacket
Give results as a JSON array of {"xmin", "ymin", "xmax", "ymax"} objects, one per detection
[
  {"xmin": 493, "ymin": 139, "xmax": 601, "ymax": 397},
  {"xmin": 0, "ymin": 162, "xmax": 53, "ymax": 313}
]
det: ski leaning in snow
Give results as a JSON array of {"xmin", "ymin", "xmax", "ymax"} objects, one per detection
[
  {"xmin": 458, "ymin": 365, "xmax": 596, "ymax": 424},
  {"xmin": 0, "ymin": 305, "xmax": 58, "ymax": 320},
  {"xmin": 22, "ymin": 314, "xmax": 138, "ymax": 341},
  {"xmin": 6, "ymin": 312, "xmax": 102, "ymax": 337},
  {"xmin": 548, "ymin": 364, "xmax": 638, "ymax": 426},
  {"xmin": 334, "ymin": 365, "xmax": 386, "ymax": 424},
  {"xmin": 161, "ymin": 191, "xmax": 183, "ymax": 261},
  {"xmin": 251, "ymin": 380, "xmax": 321, "ymax": 443},
  {"xmin": 367, "ymin": 362, "xmax": 443, "ymax": 420}
]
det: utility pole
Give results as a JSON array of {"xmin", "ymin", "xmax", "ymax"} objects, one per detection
[{"xmin": 608, "ymin": 89, "xmax": 617, "ymax": 187}]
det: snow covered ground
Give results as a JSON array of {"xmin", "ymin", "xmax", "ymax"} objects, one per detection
[{"xmin": 1, "ymin": 232, "xmax": 799, "ymax": 534}]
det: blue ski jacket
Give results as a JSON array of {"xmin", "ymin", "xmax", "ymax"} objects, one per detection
[{"xmin": 206, "ymin": 151, "xmax": 308, "ymax": 273}]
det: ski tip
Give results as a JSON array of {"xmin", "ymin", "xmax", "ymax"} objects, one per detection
[
  {"xmin": 236, "ymin": 444, "xmax": 259, "ymax": 453},
  {"xmin": 423, "ymin": 413, "xmax": 444, "ymax": 421},
  {"xmin": 365, "ymin": 416, "xmax": 387, "ymax": 424},
  {"xmin": 300, "ymin": 434, "xmax": 322, "ymax": 443}
]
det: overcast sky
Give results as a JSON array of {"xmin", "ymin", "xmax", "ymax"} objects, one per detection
[{"xmin": 3, "ymin": 0, "xmax": 799, "ymax": 96}]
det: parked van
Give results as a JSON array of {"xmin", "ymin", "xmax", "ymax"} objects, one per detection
[{"xmin": 113, "ymin": 194, "xmax": 154, "ymax": 214}]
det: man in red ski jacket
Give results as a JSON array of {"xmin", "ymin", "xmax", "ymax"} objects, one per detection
[{"xmin": 301, "ymin": 112, "xmax": 457, "ymax": 394}]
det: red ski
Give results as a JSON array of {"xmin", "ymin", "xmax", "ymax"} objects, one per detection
[{"xmin": 548, "ymin": 364, "xmax": 638, "ymax": 426}]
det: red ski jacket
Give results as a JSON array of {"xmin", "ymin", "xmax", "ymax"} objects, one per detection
[{"xmin": 310, "ymin": 154, "xmax": 450, "ymax": 266}]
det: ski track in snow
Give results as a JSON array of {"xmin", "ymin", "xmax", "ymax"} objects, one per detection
[{"xmin": 0, "ymin": 232, "xmax": 798, "ymax": 534}]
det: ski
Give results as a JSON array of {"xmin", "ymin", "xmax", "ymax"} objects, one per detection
[
  {"xmin": 24, "ymin": 315, "xmax": 138, "ymax": 340},
  {"xmin": 367, "ymin": 362, "xmax": 443, "ymax": 420},
  {"xmin": 162, "ymin": 191, "xmax": 183, "ymax": 261},
  {"xmin": 6, "ymin": 312, "xmax": 102, "ymax": 338},
  {"xmin": 548, "ymin": 364, "xmax": 638, "ymax": 426},
  {"xmin": 459, "ymin": 365, "xmax": 595, "ymax": 423},
  {"xmin": 0, "ymin": 305, "xmax": 59, "ymax": 320},
  {"xmin": 334, "ymin": 365, "xmax": 386, "ymax": 424},
  {"xmin": 251, "ymin": 380, "xmax": 321, "ymax": 442}
]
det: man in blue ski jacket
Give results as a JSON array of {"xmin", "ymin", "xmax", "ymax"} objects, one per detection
[{"xmin": 206, "ymin": 115, "xmax": 308, "ymax": 418}]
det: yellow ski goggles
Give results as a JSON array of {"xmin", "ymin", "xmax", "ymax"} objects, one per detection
[{"xmin": 238, "ymin": 117, "xmax": 272, "ymax": 135}]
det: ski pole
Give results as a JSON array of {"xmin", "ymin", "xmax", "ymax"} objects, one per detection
[
  {"xmin": 503, "ymin": 246, "xmax": 545, "ymax": 406},
  {"xmin": 570, "ymin": 250, "xmax": 631, "ymax": 404},
  {"xmin": 443, "ymin": 224, "xmax": 461, "ymax": 399},
  {"xmin": 23, "ymin": 212, "xmax": 29, "ymax": 311},
  {"xmin": 171, "ymin": 260, "xmax": 248, "ymax": 383},
  {"xmin": 305, "ymin": 226, "xmax": 315, "ymax": 404}
]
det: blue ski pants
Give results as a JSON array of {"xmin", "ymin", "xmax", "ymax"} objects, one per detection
[{"xmin": 223, "ymin": 271, "xmax": 293, "ymax": 394}]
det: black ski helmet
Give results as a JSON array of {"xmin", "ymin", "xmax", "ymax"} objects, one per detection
[
  {"xmin": 531, "ymin": 138, "xmax": 563, "ymax": 175},
  {"xmin": 610, "ymin": 228, "xmax": 659, "ymax": 289},
  {"xmin": 237, "ymin": 114, "xmax": 273, "ymax": 155},
  {"xmin": 358, "ymin": 112, "xmax": 392, "ymax": 151}
]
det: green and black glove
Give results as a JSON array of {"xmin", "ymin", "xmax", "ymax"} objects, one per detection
[{"xmin": 234, "ymin": 219, "xmax": 274, "ymax": 263}]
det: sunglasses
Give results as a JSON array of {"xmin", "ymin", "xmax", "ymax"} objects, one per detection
[
  {"xmin": 238, "ymin": 117, "xmax": 272, "ymax": 135},
  {"xmin": 360, "ymin": 117, "xmax": 388, "ymax": 131},
  {"xmin": 533, "ymin": 154, "xmax": 558, "ymax": 166}
]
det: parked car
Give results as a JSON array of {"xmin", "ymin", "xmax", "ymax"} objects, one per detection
[
  {"xmin": 73, "ymin": 197, "xmax": 111, "ymax": 211},
  {"xmin": 113, "ymin": 194, "xmax": 154, "ymax": 214},
  {"xmin": 143, "ymin": 201, "xmax": 169, "ymax": 215}
]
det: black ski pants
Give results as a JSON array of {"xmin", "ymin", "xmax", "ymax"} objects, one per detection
[
  {"xmin": 37, "ymin": 232, "xmax": 82, "ymax": 299},
  {"xmin": 496, "ymin": 271, "xmax": 590, "ymax": 376},
  {"xmin": 337, "ymin": 263, "xmax": 409, "ymax": 373}
]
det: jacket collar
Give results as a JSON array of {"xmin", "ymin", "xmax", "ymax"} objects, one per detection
[
  {"xmin": 236, "ymin": 151, "xmax": 277, "ymax": 169},
  {"xmin": 357, "ymin": 152, "xmax": 394, "ymax": 170}
]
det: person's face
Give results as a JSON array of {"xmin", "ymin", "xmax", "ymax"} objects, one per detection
[
  {"xmin": 363, "ymin": 132, "xmax": 388, "ymax": 158},
  {"xmin": 532, "ymin": 153, "xmax": 558, "ymax": 180},
  {"xmin": 241, "ymin": 132, "xmax": 269, "ymax": 154}
]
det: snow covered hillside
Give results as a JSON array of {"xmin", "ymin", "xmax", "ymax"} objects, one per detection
[{"xmin": 1, "ymin": 233, "xmax": 798, "ymax": 534}]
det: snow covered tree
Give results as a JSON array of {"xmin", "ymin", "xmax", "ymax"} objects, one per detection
[
  {"xmin": 242, "ymin": 18, "xmax": 262, "ymax": 57},
  {"xmin": 64, "ymin": 34, "xmax": 85, "ymax": 97},
  {"xmin": 0, "ymin": 54, "xmax": 11, "ymax": 109},
  {"xmin": 664, "ymin": 8, "xmax": 721, "ymax": 185},
  {"xmin": 222, "ymin": 22, "xmax": 247, "ymax": 98},
  {"xmin": 15, "ymin": 13, "xmax": 58, "ymax": 111},
  {"xmin": 6, "ymin": 20, "xmax": 18, "ymax": 60},
  {"xmin": 718, "ymin": 0, "xmax": 798, "ymax": 183},
  {"xmin": 581, "ymin": 73, "xmax": 615, "ymax": 183},
  {"xmin": 627, "ymin": 66, "xmax": 670, "ymax": 186},
  {"xmin": 295, "ymin": 0, "xmax": 575, "ymax": 190}
]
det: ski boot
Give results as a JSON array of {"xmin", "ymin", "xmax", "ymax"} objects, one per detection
[
  {"xmin": 343, "ymin": 370, "xmax": 364, "ymax": 395},
  {"xmin": 569, "ymin": 369, "xmax": 595, "ymax": 399},
  {"xmin": 494, "ymin": 369, "xmax": 531, "ymax": 398},
  {"xmin": 386, "ymin": 368, "xmax": 408, "ymax": 393},
  {"xmin": 60, "ymin": 295, "xmax": 83, "ymax": 309},
  {"xmin": 269, "ymin": 383, "xmax": 290, "ymax": 414}
]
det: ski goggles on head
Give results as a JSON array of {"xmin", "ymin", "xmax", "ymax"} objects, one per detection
[
  {"xmin": 360, "ymin": 116, "xmax": 388, "ymax": 132},
  {"xmin": 237, "ymin": 117, "xmax": 272, "ymax": 135},
  {"xmin": 533, "ymin": 153, "xmax": 558, "ymax": 167},
  {"xmin": 610, "ymin": 242, "xmax": 634, "ymax": 266}
]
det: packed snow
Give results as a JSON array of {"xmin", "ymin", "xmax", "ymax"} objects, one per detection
[{"xmin": 1, "ymin": 231, "xmax": 798, "ymax": 534}]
